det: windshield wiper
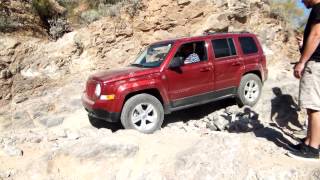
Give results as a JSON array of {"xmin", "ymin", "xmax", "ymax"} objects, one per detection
[{"xmin": 130, "ymin": 63, "xmax": 146, "ymax": 68}]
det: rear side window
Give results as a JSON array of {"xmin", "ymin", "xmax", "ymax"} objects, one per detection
[
  {"xmin": 212, "ymin": 38, "xmax": 237, "ymax": 58},
  {"xmin": 239, "ymin": 37, "xmax": 258, "ymax": 54}
]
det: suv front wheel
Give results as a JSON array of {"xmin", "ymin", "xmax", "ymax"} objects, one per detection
[
  {"xmin": 237, "ymin": 74, "xmax": 262, "ymax": 107},
  {"xmin": 121, "ymin": 94, "xmax": 164, "ymax": 134}
]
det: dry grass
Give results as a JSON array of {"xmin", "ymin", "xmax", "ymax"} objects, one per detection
[{"xmin": 57, "ymin": 0, "xmax": 141, "ymax": 24}]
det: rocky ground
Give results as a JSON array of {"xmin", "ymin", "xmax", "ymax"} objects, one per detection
[
  {"xmin": 1, "ymin": 0, "xmax": 320, "ymax": 179},
  {"xmin": 1, "ymin": 128, "xmax": 319, "ymax": 180},
  {"xmin": 1, "ymin": 65, "xmax": 319, "ymax": 179}
]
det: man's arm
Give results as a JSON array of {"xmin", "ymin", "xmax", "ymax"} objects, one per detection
[
  {"xmin": 300, "ymin": 23, "xmax": 320, "ymax": 63},
  {"xmin": 295, "ymin": 23, "xmax": 320, "ymax": 79}
]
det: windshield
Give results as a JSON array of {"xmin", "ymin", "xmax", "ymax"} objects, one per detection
[{"xmin": 132, "ymin": 42, "xmax": 173, "ymax": 68}]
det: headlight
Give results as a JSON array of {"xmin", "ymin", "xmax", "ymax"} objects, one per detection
[{"xmin": 94, "ymin": 83, "xmax": 101, "ymax": 97}]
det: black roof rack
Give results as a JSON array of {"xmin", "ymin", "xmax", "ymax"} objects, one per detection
[
  {"xmin": 203, "ymin": 31, "xmax": 250, "ymax": 35},
  {"xmin": 154, "ymin": 31, "xmax": 253, "ymax": 44}
]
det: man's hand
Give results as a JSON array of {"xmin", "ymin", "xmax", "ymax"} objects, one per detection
[{"xmin": 294, "ymin": 62, "xmax": 306, "ymax": 79}]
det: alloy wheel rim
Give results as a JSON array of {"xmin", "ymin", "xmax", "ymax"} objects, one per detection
[
  {"xmin": 131, "ymin": 103, "xmax": 158, "ymax": 131},
  {"xmin": 244, "ymin": 80, "xmax": 260, "ymax": 102}
]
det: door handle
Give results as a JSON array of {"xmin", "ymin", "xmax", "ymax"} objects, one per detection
[
  {"xmin": 200, "ymin": 67, "xmax": 211, "ymax": 72},
  {"xmin": 231, "ymin": 61, "xmax": 241, "ymax": 66}
]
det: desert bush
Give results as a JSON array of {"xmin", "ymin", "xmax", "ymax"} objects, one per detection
[
  {"xmin": 126, "ymin": 0, "xmax": 142, "ymax": 17},
  {"xmin": 31, "ymin": 0, "xmax": 141, "ymax": 38},
  {"xmin": 33, "ymin": 0, "xmax": 71, "ymax": 39},
  {"xmin": 0, "ymin": 16, "xmax": 8, "ymax": 31},
  {"xmin": 56, "ymin": 0, "xmax": 78, "ymax": 15},
  {"xmin": 54, "ymin": 0, "xmax": 126, "ymax": 25},
  {"xmin": 78, "ymin": 1, "xmax": 126, "ymax": 24},
  {"xmin": 32, "ymin": 0, "xmax": 52, "ymax": 19},
  {"xmin": 0, "ymin": 0, "xmax": 12, "ymax": 32},
  {"xmin": 87, "ymin": 0, "xmax": 124, "ymax": 8},
  {"xmin": 80, "ymin": 9, "xmax": 101, "ymax": 24},
  {"xmin": 57, "ymin": 0, "xmax": 79, "ymax": 6},
  {"xmin": 0, "ymin": 16, "xmax": 20, "ymax": 32},
  {"xmin": 73, "ymin": 33, "xmax": 84, "ymax": 55},
  {"xmin": 54, "ymin": 0, "xmax": 141, "ymax": 26},
  {"xmin": 108, "ymin": 5, "xmax": 120, "ymax": 17},
  {"xmin": 98, "ymin": 3, "xmax": 121, "ymax": 17},
  {"xmin": 0, "ymin": 0, "xmax": 10, "ymax": 14},
  {"xmin": 48, "ymin": 16, "xmax": 71, "ymax": 39}
]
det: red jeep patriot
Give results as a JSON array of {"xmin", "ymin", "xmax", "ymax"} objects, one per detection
[{"xmin": 82, "ymin": 32, "xmax": 268, "ymax": 133}]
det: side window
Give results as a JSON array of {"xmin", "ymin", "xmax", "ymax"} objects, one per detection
[
  {"xmin": 212, "ymin": 38, "xmax": 237, "ymax": 58},
  {"xmin": 174, "ymin": 41, "xmax": 208, "ymax": 64},
  {"xmin": 239, "ymin": 37, "xmax": 258, "ymax": 54}
]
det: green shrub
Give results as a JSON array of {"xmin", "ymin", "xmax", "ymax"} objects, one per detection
[
  {"xmin": 30, "ymin": 0, "xmax": 141, "ymax": 38},
  {"xmin": 98, "ymin": 3, "xmax": 121, "ymax": 17},
  {"xmin": 80, "ymin": 9, "xmax": 101, "ymax": 24},
  {"xmin": 0, "ymin": 1, "xmax": 14, "ymax": 32},
  {"xmin": 126, "ymin": 0, "xmax": 142, "ymax": 17},
  {"xmin": 107, "ymin": 5, "xmax": 120, "ymax": 17},
  {"xmin": 0, "ymin": 16, "xmax": 20, "ymax": 32},
  {"xmin": 32, "ymin": 0, "xmax": 72, "ymax": 39},
  {"xmin": 73, "ymin": 33, "xmax": 84, "ymax": 55},
  {"xmin": 0, "ymin": 16, "xmax": 8, "ymax": 31},
  {"xmin": 55, "ymin": 0, "xmax": 141, "ymax": 25},
  {"xmin": 87, "ymin": 0, "xmax": 124, "ymax": 9},
  {"xmin": 56, "ymin": 0, "xmax": 79, "ymax": 16},
  {"xmin": 32, "ymin": 0, "xmax": 52, "ymax": 19},
  {"xmin": 48, "ymin": 16, "xmax": 71, "ymax": 39}
]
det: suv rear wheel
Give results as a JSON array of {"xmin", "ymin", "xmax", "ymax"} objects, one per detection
[
  {"xmin": 121, "ymin": 94, "xmax": 164, "ymax": 133},
  {"xmin": 237, "ymin": 74, "xmax": 262, "ymax": 107}
]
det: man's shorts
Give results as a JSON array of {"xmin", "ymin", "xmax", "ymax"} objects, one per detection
[{"xmin": 299, "ymin": 60, "xmax": 320, "ymax": 111}]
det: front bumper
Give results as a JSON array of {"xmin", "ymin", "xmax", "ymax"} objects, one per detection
[
  {"xmin": 82, "ymin": 93, "xmax": 120, "ymax": 122},
  {"xmin": 85, "ymin": 108, "xmax": 120, "ymax": 122}
]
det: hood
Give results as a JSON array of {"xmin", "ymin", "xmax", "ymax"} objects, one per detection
[{"xmin": 90, "ymin": 66, "xmax": 157, "ymax": 83}]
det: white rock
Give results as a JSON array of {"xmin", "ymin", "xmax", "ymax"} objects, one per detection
[
  {"xmin": 177, "ymin": 0, "xmax": 190, "ymax": 5},
  {"xmin": 3, "ymin": 145, "xmax": 23, "ymax": 157},
  {"xmin": 0, "ymin": 168, "xmax": 16, "ymax": 178},
  {"xmin": 66, "ymin": 130, "xmax": 81, "ymax": 140},
  {"xmin": 47, "ymin": 129, "xmax": 66, "ymax": 141},
  {"xmin": 38, "ymin": 116, "xmax": 64, "ymax": 128}
]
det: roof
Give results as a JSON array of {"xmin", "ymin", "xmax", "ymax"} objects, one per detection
[{"xmin": 151, "ymin": 31, "xmax": 255, "ymax": 45}]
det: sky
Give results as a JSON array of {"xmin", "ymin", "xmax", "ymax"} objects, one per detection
[
  {"xmin": 297, "ymin": 1, "xmax": 311, "ymax": 15},
  {"xmin": 297, "ymin": 1, "xmax": 305, "ymax": 8}
]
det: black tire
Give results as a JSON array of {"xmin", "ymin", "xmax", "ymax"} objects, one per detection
[
  {"xmin": 120, "ymin": 93, "xmax": 164, "ymax": 134},
  {"xmin": 236, "ymin": 74, "xmax": 262, "ymax": 107}
]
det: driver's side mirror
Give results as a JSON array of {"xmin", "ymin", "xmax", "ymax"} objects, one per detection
[{"xmin": 169, "ymin": 57, "xmax": 184, "ymax": 69}]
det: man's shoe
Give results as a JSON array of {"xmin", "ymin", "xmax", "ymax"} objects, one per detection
[
  {"xmin": 296, "ymin": 137, "xmax": 320, "ymax": 151},
  {"xmin": 287, "ymin": 144, "xmax": 319, "ymax": 161},
  {"xmin": 287, "ymin": 143, "xmax": 303, "ymax": 152}
]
